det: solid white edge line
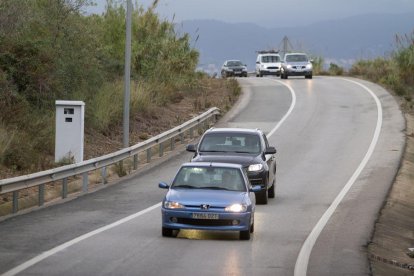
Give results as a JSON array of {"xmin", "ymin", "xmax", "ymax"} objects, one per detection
[
  {"xmin": 3, "ymin": 79, "xmax": 297, "ymax": 276},
  {"xmin": 2, "ymin": 203, "xmax": 162, "ymax": 276},
  {"xmin": 267, "ymin": 79, "xmax": 297, "ymax": 138},
  {"xmin": 294, "ymin": 78, "xmax": 383, "ymax": 276}
]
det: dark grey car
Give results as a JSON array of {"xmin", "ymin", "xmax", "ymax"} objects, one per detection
[
  {"xmin": 221, "ymin": 60, "xmax": 248, "ymax": 78},
  {"xmin": 186, "ymin": 128, "xmax": 277, "ymax": 204}
]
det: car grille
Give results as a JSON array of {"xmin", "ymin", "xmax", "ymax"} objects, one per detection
[
  {"xmin": 267, "ymin": 66, "xmax": 279, "ymax": 69},
  {"xmin": 249, "ymin": 178, "xmax": 263, "ymax": 186},
  {"xmin": 293, "ymin": 66, "xmax": 306, "ymax": 69},
  {"xmin": 176, "ymin": 218, "xmax": 236, "ymax": 226}
]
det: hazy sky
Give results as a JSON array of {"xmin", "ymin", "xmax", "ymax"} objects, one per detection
[{"xmin": 88, "ymin": 0, "xmax": 414, "ymax": 27}]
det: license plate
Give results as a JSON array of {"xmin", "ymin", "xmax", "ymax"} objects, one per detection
[{"xmin": 192, "ymin": 213, "xmax": 219, "ymax": 220}]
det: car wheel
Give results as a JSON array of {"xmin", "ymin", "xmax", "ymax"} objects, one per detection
[
  {"xmin": 162, "ymin": 227, "xmax": 174, "ymax": 237},
  {"xmin": 259, "ymin": 71, "xmax": 263, "ymax": 77},
  {"xmin": 250, "ymin": 220, "xmax": 254, "ymax": 233},
  {"xmin": 305, "ymin": 74, "xmax": 313, "ymax": 79},
  {"xmin": 268, "ymin": 179, "xmax": 275, "ymax": 198},
  {"xmin": 240, "ymin": 229, "xmax": 251, "ymax": 240},
  {"xmin": 256, "ymin": 187, "xmax": 268, "ymax": 205}
]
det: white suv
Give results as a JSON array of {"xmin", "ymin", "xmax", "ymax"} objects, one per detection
[{"xmin": 255, "ymin": 52, "xmax": 281, "ymax": 77}]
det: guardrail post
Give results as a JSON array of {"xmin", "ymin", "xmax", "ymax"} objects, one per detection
[
  {"xmin": 159, "ymin": 143, "xmax": 164, "ymax": 157},
  {"xmin": 12, "ymin": 191, "xmax": 18, "ymax": 213},
  {"xmin": 62, "ymin": 178, "xmax": 68, "ymax": 199},
  {"xmin": 82, "ymin": 172, "xmax": 88, "ymax": 193},
  {"xmin": 38, "ymin": 184, "xmax": 45, "ymax": 207},
  {"xmin": 133, "ymin": 155, "xmax": 138, "ymax": 170},
  {"xmin": 101, "ymin": 167, "xmax": 107, "ymax": 185},
  {"xmin": 170, "ymin": 138, "xmax": 174, "ymax": 151},
  {"xmin": 189, "ymin": 127, "xmax": 194, "ymax": 139},
  {"xmin": 180, "ymin": 132, "xmax": 184, "ymax": 144},
  {"xmin": 146, "ymin": 148, "xmax": 151, "ymax": 163}
]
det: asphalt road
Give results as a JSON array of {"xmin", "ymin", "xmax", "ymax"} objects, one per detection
[{"xmin": 0, "ymin": 77, "xmax": 405, "ymax": 276}]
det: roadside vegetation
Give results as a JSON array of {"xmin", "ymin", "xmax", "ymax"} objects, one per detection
[
  {"xmin": 0, "ymin": 0, "xmax": 239, "ymax": 178},
  {"xmin": 349, "ymin": 32, "xmax": 414, "ymax": 111}
]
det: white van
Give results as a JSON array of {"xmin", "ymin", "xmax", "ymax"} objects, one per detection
[{"xmin": 255, "ymin": 52, "xmax": 282, "ymax": 77}]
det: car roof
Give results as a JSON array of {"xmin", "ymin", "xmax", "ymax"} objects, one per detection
[
  {"xmin": 285, "ymin": 52, "xmax": 307, "ymax": 56},
  {"xmin": 204, "ymin": 127, "xmax": 263, "ymax": 135},
  {"xmin": 181, "ymin": 162, "xmax": 243, "ymax": 169}
]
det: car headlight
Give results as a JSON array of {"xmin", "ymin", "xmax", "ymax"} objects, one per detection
[
  {"xmin": 248, "ymin": 164, "xmax": 263, "ymax": 172},
  {"xmin": 287, "ymin": 65, "xmax": 292, "ymax": 69},
  {"xmin": 164, "ymin": 201, "xmax": 184, "ymax": 209},
  {"xmin": 225, "ymin": 203, "xmax": 247, "ymax": 212},
  {"xmin": 306, "ymin": 64, "xmax": 313, "ymax": 69},
  {"xmin": 242, "ymin": 68, "xmax": 247, "ymax": 72}
]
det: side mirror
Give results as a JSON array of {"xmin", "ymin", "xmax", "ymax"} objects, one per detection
[
  {"xmin": 250, "ymin": 185, "xmax": 262, "ymax": 193},
  {"xmin": 256, "ymin": 61, "xmax": 260, "ymax": 64},
  {"xmin": 186, "ymin": 144, "xmax": 197, "ymax": 152},
  {"xmin": 159, "ymin": 182, "xmax": 170, "ymax": 189},
  {"xmin": 310, "ymin": 59, "xmax": 314, "ymax": 63},
  {"xmin": 265, "ymin": 147, "xmax": 277, "ymax": 154}
]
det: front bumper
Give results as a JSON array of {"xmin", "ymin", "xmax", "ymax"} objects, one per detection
[
  {"xmin": 284, "ymin": 69, "xmax": 312, "ymax": 76},
  {"xmin": 161, "ymin": 208, "xmax": 252, "ymax": 231},
  {"xmin": 226, "ymin": 71, "xmax": 247, "ymax": 77},
  {"xmin": 260, "ymin": 69, "xmax": 281, "ymax": 75},
  {"xmin": 247, "ymin": 171, "xmax": 267, "ymax": 190}
]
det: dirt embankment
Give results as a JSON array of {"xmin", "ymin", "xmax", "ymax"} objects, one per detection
[{"xmin": 369, "ymin": 112, "xmax": 414, "ymax": 275}]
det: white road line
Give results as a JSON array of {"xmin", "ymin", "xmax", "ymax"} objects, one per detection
[
  {"xmin": 2, "ymin": 203, "xmax": 162, "ymax": 276},
  {"xmin": 267, "ymin": 79, "xmax": 297, "ymax": 138},
  {"xmin": 294, "ymin": 78, "xmax": 383, "ymax": 276},
  {"xmin": 3, "ymin": 78, "xmax": 297, "ymax": 276}
]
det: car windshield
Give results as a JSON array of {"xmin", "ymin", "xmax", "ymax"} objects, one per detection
[
  {"xmin": 172, "ymin": 167, "xmax": 246, "ymax": 192},
  {"xmin": 285, "ymin": 54, "xmax": 308, "ymax": 62},
  {"xmin": 199, "ymin": 133, "xmax": 261, "ymax": 154},
  {"xmin": 227, "ymin": 61, "xmax": 243, "ymax": 66},
  {"xmin": 261, "ymin": 55, "xmax": 280, "ymax": 63}
]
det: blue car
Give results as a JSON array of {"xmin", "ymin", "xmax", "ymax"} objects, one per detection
[{"xmin": 159, "ymin": 162, "xmax": 261, "ymax": 240}]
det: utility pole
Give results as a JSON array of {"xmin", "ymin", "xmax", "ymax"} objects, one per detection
[
  {"xmin": 280, "ymin": 36, "xmax": 294, "ymax": 58},
  {"xmin": 123, "ymin": 0, "xmax": 132, "ymax": 148}
]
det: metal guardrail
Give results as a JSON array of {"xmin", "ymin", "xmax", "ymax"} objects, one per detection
[{"xmin": 0, "ymin": 107, "xmax": 220, "ymax": 214}]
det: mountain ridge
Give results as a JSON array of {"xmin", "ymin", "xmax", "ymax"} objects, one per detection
[{"xmin": 177, "ymin": 12, "xmax": 414, "ymax": 72}]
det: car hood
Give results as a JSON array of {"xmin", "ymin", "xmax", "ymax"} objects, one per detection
[
  {"xmin": 166, "ymin": 189, "xmax": 248, "ymax": 207},
  {"xmin": 192, "ymin": 153, "xmax": 260, "ymax": 167}
]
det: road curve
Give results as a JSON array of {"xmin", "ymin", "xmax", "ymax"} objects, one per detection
[{"xmin": 0, "ymin": 77, "xmax": 405, "ymax": 276}]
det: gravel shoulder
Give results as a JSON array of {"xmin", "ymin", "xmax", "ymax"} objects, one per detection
[{"xmin": 369, "ymin": 112, "xmax": 414, "ymax": 275}]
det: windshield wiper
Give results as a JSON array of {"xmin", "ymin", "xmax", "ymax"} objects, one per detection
[
  {"xmin": 200, "ymin": 150, "xmax": 228, "ymax": 153},
  {"xmin": 173, "ymin": 185, "xmax": 199, "ymax": 189}
]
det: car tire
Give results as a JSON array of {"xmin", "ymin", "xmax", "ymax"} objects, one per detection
[
  {"xmin": 162, "ymin": 227, "xmax": 174, "ymax": 237},
  {"xmin": 250, "ymin": 220, "xmax": 254, "ymax": 233},
  {"xmin": 305, "ymin": 74, "xmax": 313, "ymax": 79},
  {"xmin": 259, "ymin": 71, "xmax": 263, "ymax": 77},
  {"xmin": 268, "ymin": 179, "xmax": 275, "ymax": 198},
  {"xmin": 240, "ymin": 229, "xmax": 251, "ymax": 240},
  {"xmin": 256, "ymin": 187, "xmax": 268, "ymax": 205}
]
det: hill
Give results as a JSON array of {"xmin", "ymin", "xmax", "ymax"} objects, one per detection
[{"xmin": 178, "ymin": 13, "xmax": 414, "ymax": 73}]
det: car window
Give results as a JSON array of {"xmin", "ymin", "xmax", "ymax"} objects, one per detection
[
  {"xmin": 172, "ymin": 167, "xmax": 246, "ymax": 191},
  {"xmin": 227, "ymin": 61, "xmax": 243, "ymax": 66},
  {"xmin": 262, "ymin": 134, "xmax": 269, "ymax": 149},
  {"xmin": 286, "ymin": 54, "xmax": 308, "ymax": 62},
  {"xmin": 261, "ymin": 55, "xmax": 280, "ymax": 63},
  {"xmin": 199, "ymin": 133, "xmax": 261, "ymax": 154}
]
